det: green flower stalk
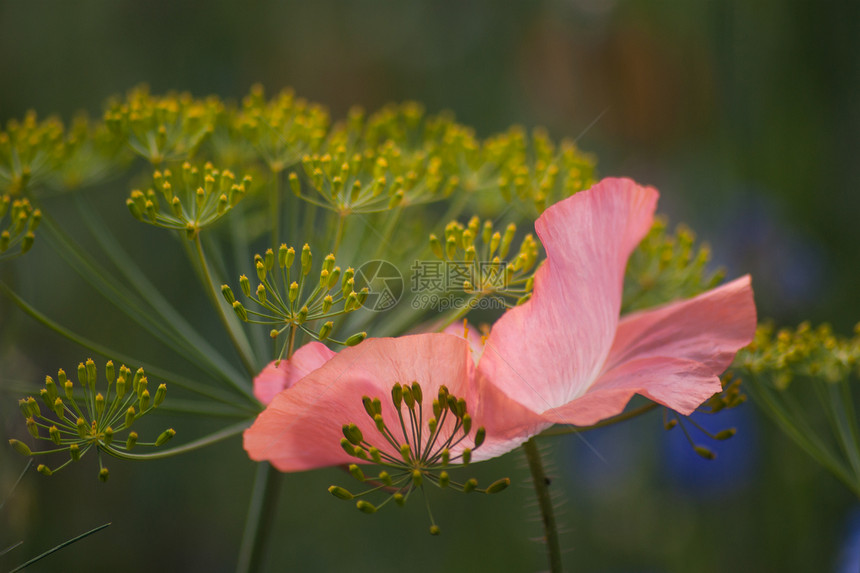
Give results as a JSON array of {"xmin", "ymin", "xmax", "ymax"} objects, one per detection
[{"xmin": 10, "ymin": 359, "xmax": 174, "ymax": 481}]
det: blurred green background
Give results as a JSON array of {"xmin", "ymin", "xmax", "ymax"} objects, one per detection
[{"xmin": 1, "ymin": 1, "xmax": 858, "ymax": 572}]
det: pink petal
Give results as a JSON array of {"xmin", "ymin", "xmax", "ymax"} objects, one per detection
[
  {"xmin": 541, "ymin": 357, "xmax": 721, "ymax": 426},
  {"xmin": 442, "ymin": 320, "xmax": 486, "ymax": 364},
  {"xmin": 252, "ymin": 342, "xmax": 336, "ymax": 405},
  {"xmin": 478, "ymin": 178, "xmax": 658, "ymax": 414},
  {"xmin": 542, "ymin": 276, "xmax": 757, "ymax": 426},
  {"xmin": 244, "ymin": 334, "xmax": 477, "ymax": 472}
]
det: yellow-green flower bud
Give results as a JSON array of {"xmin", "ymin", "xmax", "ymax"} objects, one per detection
[
  {"xmin": 297, "ymin": 306, "xmax": 308, "ymax": 324},
  {"xmin": 155, "ymin": 428, "xmax": 176, "ymax": 447},
  {"xmin": 412, "ymin": 469, "xmax": 423, "ymax": 487},
  {"xmin": 76, "ymin": 417, "xmax": 88, "ymax": 438},
  {"xmin": 38, "ymin": 388, "xmax": 52, "ymax": 409},
  {"xmin": 103, "ymin": 427, "xmax": 113, "ymax": 446},
  {"xmin": 356, "ymin": 500, "xmax": 377, "ymax": 514},
  {"xmin": 462, "ymin": 448, "xmax": 472, "ymax": 465},
  {"xmin": 328, "ymin": 485, "xmax": 354, "ymax": 500},
  {"xmin": 714, "ymin": 428, "xmax": 736, "ymax": 440},
  {"xmin": 49, "ymin": 425, "xmax": 61, "ymax": 444},
  {"xmin": 77, "ymin": 362, "xmax": 87, "ymax": 387},
  {"xmin": 485, "ymin": 478, "xmax": 510, "ymax": 494},
  {"xmin": 26, "ymin": 417, "xmax": 39, "ymax": 438},
  {"xmin": 154, "ymin": 384, "xmax": 166, "ymax": 407},
  {"xmin": 342, "ymin": 423, "xmax": 363, "ymax": 445},
  {"xmin": 9, "ymin": 439, "xmax": 31, "ymax": 457},
  {"xmin": 37, "ymin": 464, "xmax": 53, "ymax": 476},
  {"xmin": 239, "ymin": 274, "xmax": 251, "ymax": 297},
  {"xmin": 256, "ymin": 283, "xmax": 267, "ymax": 303},
  {"xmin": 45, "ymin": 375, "xmax": 58, "ymax": 401},
  {"xmin": 221, "ymin": 284, "xmax": 236, "ymax": 304},
  {"xmin": 289, "ymin": 172, "xmax": 301, "ymax": 197},
  {"xmin": 255, "ymin": 260, "xmax": 266, "ymax": 282},
  {"xmin": 116, "ymin": 376, "xmax": 127, "ymax": 399},
  {"xmin": 403, "ymin": 386, "xmax": 415, "ymax": 409},
  {"xmin": 694, "ymin": 446, "xmax": 716, "ymax": 460},
  {"xmin": 429, "ymin": 234, "xmax": 443, "ymax": 258},
  {"xmin": 499, "ymin": 223, "xmax": 516, "ymax": 259},
  {"xmin": 126, "ymin": 432, "xmax": 138, "ymax": 450},
  {"xmin": 171, "ymin": 195, "xmax": 184, "ymax": 218},
  {"xmin": 70, "ymin": 443, "xmax": 81, "ymax": 461},
  {"xmin": 369, "ymin": 447, "xmax": 381, "ymax": 463},
  {"xmin": 65, "ymin": 380, "xmax": 74, "ymax": 401},
  {"xmin": 99, "ymin": 468, "xmax": 109, "ymax": 482},
  {"xmin": 105, "ymin": 361, "xmax": 115, "ymax": 385},
  {"xmin": 232, "ymin": 301, "xmax": 248, "ymax": 321},
  {"xmin": 133, "ymin": 368, "xmax": 145, "ymax": 393},
  {"xmin": 95, "ymin": 393, "xmax": 105, "ymax": 417},
  {"xmin": 439, "ymin": 471, "xmax": 450, "ymax": 488},
  {"xmin": 140, "ymin": 389, "xmax": 150, "ymax": 411},
  {"xmin": 319, "ymin": 321, "xmax": 333, "ymax": 341},
  {"xmin": 289, "ymin": 281, "xmax": 299, "ymax": 303},
  {"xmin": 345, "ymin": 332, "xmax": 366, "ymax": 347},
  {"xmin": 349, "ymin": 180, "xmax": 362, "ymax": 203},
  {"xmin": 125, "ymin": 406, "xmax": 136, "ymax": 429},
  {"xmin": 349, "ymin": 464, "xmax": 365, "ymax": 482},
  {"xmin": 400, "ymin": 443, "xmax": 412, "ymax": 463},
  {"xmin": 463, "ymin": 478, "xmax": 477, "ymax": 493},
  {"xmin": 301, "ymin": 243, "xmax": 312, "ymax": 276},
  {"xmin": 264, "ymin": 248, "xmax": 275, "ymax": 271},
  {"xmin": 474, "ymin": 427, "xmax": 486, "ymax": 448}
]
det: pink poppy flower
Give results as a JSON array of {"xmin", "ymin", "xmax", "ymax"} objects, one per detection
[{"xmin": 244, "ymin": 177, "xmax": 757, "ymax": 471}]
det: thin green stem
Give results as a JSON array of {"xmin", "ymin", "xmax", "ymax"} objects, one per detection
[
  {"xmin": 74, "ymin": 196, "xmax": 251, "ymax": 392},
  {"xmin": 235, "ymin": 463, "xmax": 282, "ymax": 573},
  {"xmin": 103, "ymin": 421, "xmax": 250, "ymax": 460},
  {"xmin": 0, "ymin": 281, "xmax": 255, "ymax": 411},
  {"xmin": 522, "ymin": 438, "xmax": 563, "ymax": 573},
  {"xmin": 333, "ymin": 212, "xmax": 347, "ymax": 255},
  {"xmin": 192, "ymin": 235, "xmax": 258, "ymax": 382},
  {"xmin": 540, "ymin": 402, "xmax": 659, "ymax": 437},
  {"xmin": 41, "ymin": 216, "xmax": 246, "ymax": 390},
  {"xmin": 270, "ymin": 169, "xmax": 281, "ymax": 250},
  {"xmin": 744, "ymin": 373, "xmax": 856, "ymax": 494},
  {"xmin": 235, "ymin": 327, "xmax": 298, "ymax": 573},
  {"xmin": 8, "ymin": 522, "xmax": 111, "ymax": 573}
]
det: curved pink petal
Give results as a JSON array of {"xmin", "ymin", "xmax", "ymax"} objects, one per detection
[
  {"xmin": 252, "ymin": 341, "xmax": 337, "ymax": 405},
  {"xmin": 542, "ymin": 276, "xmax": 757, "ymax": 426},
  {"xmin": 245, "ymin": 334, "xmax": 486, "ymax": 472},
  {"xmin": 478, "ymin": 178, "xmax": 658, "ymax": 414},
  {"xmin": 541, "ymin": 357, "xmax": 720, "ymax": 426}
]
